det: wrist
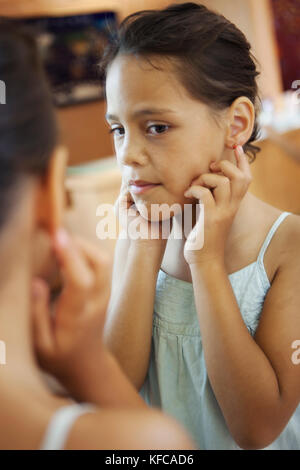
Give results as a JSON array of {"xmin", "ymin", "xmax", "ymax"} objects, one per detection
[
  {"xmin": 129, "ymin": 239, "xmax": 167, "ymax": 268},
  {"xmin": 189, "ymin": 257, "xmax": 226, "ymax": 275}
]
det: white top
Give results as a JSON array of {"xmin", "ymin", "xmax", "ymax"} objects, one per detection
[{"xmin": 39, "ymin": 403, "xmax": 96, "ymax": 450}]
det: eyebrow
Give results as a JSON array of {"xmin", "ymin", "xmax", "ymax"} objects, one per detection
[{"xmin": 105, "ymin": 108, "xmax": 176, "ymax": 121}]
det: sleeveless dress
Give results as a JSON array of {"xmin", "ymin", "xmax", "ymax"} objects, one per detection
[{"xmin": 140, "ymin": 211, "xmax": 300, "ymax": 449}]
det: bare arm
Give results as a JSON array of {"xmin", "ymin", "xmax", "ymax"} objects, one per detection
[
  {"xmin": 183, "ymin": 147, "xmax": 300, "ymax": 449},
  {"xmin": 190, "ymin": 228, "xmax": 300, "ymax": 449},
  {"xmin": 104, "ymin": 237, "xmax": 165, "ymax": 390},
  {"xmin": 60, "ymin": 347, "xmax": 149, "ymax": 409}
]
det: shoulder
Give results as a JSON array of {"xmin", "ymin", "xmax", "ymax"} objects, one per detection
[
  {"xmin": 281, "ymin": 212, "xmax": 300, "ymax": 239},
  {"xmin": 255, "ymin": 203, "xmax": 300, "ymax": 284},
  {"xmin": 64, "ymin": 407, "xmax": 195, "ymax": 450},
  {"xmin": 261, "ymin": 207, "xmax": 300, "ymax": 274},
  {"xmin": 277, "ymin": 212, "xmax": 300, "ymax": 266},
  {"xmin": 263, "ymin": 211, "xmax": 300, "ymax": 289}
]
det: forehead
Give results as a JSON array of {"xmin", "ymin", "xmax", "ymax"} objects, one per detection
[{"xmin": 105, "ymin": 54, "xmax": 190, "ymax": 110}]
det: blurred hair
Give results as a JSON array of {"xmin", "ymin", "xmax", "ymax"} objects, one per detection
[{"xmin": 0, "ymin": 18, "xmax": 58, "ymax": 229}]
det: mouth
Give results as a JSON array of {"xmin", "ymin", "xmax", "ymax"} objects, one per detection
[
  {"xmin": 129, "ymin": 182, "xmax": 161, "ymax": 194},
  {"xmin": 128, "ymin": 179, "xmax": 161, "ymax": 194}
]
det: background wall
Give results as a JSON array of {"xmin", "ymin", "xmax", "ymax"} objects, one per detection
[
  {"xmin": 192, "ymin": 0, "xmax": 283, "ymax": 100},
  {"xmin": 0, "ymin": 0, "xmax": 171, "ymax": 165}
]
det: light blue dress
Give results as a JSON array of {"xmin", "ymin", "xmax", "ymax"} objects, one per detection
[{"xmin": 140, "ymin": 211, "xmax": 300, "ymax": 449}]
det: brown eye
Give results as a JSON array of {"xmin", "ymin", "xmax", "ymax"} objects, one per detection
[
  {"xmin": 148, "ymin": 125, "xmax": 169, "ymax": 135},
  {"xmin": 109, "ymin": 127, "xmax": 124, "ymax": 136}
]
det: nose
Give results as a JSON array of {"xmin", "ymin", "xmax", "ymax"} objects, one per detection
[{"xmin": 118, "ymin": 135, "xmax": 149, "ymax": 167}]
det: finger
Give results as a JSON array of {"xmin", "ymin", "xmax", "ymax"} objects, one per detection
[
  {"xmin": 184, "ymin": 205, "xmax": 205, "ymax": 253},
  {"xmin": 116, "ymin": 187, "xmax": 133, "ymax": 212},
  {"xmin": 31, "ymin": 278, "xmax": 55, "ymax": 361},
  {"xmin": 52, "ymin": 229, "xmax": 94, "ymax": 292},
  {"xmin": 210, "ymin": 148, "xmax": 252, "ymax": 201},
  {"xmin": 114, "ymin": 187, "xmax": 138, "ymax": 226},
  {"xmin": 210, "ymin": 159, "xmax": 245, "ymax": 201},
  {"xmin": 72, "ymin": 236, "xmax": 112, "ymax": 293},
  {"xmin": 210, "ymin": 159, "xmax": 240, "ymax": 178},
  {"xmin": 184, "ymin": 185, "xmax": 215, "ymax": 210},
  {"xmin": 114, "ymin": 179, "xmax": 131, "ymax": 214},
  {"xmin": 188, "ymin": 173, "xmax": 231, "ymax": 206},
  {"xmin": 235, "ymin": 145, "xmax": 252, "ymax": 181}
]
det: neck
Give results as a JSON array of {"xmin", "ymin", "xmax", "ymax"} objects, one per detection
[{"xmin": 225, "ymin": 191, "xmax": 260, "ymax": 248}]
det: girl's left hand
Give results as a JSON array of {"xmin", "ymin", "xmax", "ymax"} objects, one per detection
[{"xmin": 183, "ymin": 145, "xmax": 252, "ymax": 266}]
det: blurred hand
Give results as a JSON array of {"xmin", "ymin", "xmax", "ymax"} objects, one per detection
[{"xmin": 31, "ymin": 229, "xmax": 111, "ymax": 386}]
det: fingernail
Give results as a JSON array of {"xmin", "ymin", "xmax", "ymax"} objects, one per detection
[
  {"xmin": 237, "ymin": 145, "xmax": 243, "ymax": 155},
  {"xmin": 55, "ymin": 228, "xmax": 69, "ymax": 247}
]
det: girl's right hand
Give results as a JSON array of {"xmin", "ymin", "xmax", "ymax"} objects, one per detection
[{"xmin": 114, "ymin": 180, "xmax": 173, "ymax": 251}]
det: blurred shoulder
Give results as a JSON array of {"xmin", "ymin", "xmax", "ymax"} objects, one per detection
[{"xmin": 64, "ymin": 407, "xmax": 196, "ymax": 450}]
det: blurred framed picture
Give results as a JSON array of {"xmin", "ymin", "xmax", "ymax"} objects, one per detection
[
  {"xmin": 18, "ymin": 11, "xmax": 118, "ymax": 107},
  {"xmin": 271, "ymin": 0, "xmax": 300, "ymax": 92}
]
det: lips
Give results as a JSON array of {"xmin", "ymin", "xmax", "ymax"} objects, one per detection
[
  {"xmin": 129, "ymin": 180, "xmax": 161, "ymax": 195},
  {"xmin": 129, "ymin": 180, "xmax": 159, "ymax": 187}
]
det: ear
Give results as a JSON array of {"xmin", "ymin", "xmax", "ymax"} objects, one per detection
[
  {"xmin": 225, "ymin": 97, "xmax": 255, "ymax": 149},
  {"xmin": 35, "ymin": 146, "xmax": 69, "ymax": 235}
]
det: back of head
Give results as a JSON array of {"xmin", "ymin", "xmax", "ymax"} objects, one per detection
[
  {"xmin": 100, "ymin": 2, "xmax": 261, "ymax": 162},
  {"xmin": 0, "ymin": 18, "xmax": 58, "ymax": 230}
]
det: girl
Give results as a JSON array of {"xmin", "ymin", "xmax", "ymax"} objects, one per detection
[
  {"xmin": 0, "ymin": 19, "xmax": 195, "ymax": 450},
  {"xmin": 102, "ymin": 2, "xmax": 300, "ymax": 450}
]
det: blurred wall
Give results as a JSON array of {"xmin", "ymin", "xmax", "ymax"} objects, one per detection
[
  {"xmin": 196, "ymin": 0, "xmax": 283, "ymax": 100},
  {"xmin": 0, "ymin": 0, "xmax": 171, "ymax": 165}
]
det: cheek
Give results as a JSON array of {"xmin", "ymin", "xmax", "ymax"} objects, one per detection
[
  {"xmin": 164, "ymin": 169, "xmax": 196, "ymax": 197},
  {"xmin": 159, "ymin": 151, "xmax": 203, "ymax": 192}
]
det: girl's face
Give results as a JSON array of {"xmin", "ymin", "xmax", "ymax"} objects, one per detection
[{"xmin": 105, "ymin": 54, "xmax": 227, "ymax": 217}]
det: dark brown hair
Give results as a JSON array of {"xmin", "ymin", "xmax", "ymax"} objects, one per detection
[
  {"xmin": 99, "ymin": 2, "xmax": 261, "ymax": 162},
  {"xmin": 0, "ymin": 18, "xmax": 58, "ymax": 229}
]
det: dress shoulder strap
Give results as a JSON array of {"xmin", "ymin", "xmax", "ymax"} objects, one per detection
[
  {"xmin": 39, "ymin": 403, "xmax": 96, "ymax": 450},
  {"xmin": 257, "ymin": 211, "xmax": 292, "ymax": 264}
]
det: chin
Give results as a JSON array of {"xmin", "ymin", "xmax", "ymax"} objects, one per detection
[{"xmin": 134, "ymin": 198, "xmax": 183, "ymax": 222}]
